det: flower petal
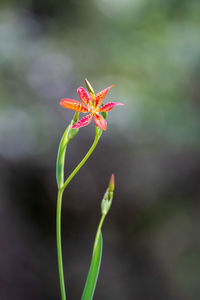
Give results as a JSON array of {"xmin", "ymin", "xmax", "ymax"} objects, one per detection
[
  {"xmin": 94, "ymin": 85, "xmax": 114, "ymax": 108},
  {"xmin": 72, "ymin": 114, "xmax": 93, "ymax": 129},
  {"xmin": 60, "ymin": 99, "xmax": 89, "ymax": 113},
  {"xmin": 77, "ymin": 87, "xmax": 91, "ymax": 105},
  {"xmin": 98, "ymin": 102, "xmax": 124, "ymax": 112},
  {"xmin": 94, "ymin": 113, "xmax": 107, "ymax": 130}
]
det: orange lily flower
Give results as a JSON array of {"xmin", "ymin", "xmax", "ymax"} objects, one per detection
[{"xmin": 60, "ymin": 85, "xmax": 123, "ymax": 130}]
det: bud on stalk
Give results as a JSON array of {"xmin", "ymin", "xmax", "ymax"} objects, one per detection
[
  {"xmin": 85, "ymin": 78, "xmax": 95, "ymax": 96},
  {"xmin": 101, "ymin": 174, "xmax": 115, "ymax": 215}
]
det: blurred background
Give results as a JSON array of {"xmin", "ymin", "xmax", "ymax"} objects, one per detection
[{"xmin": 1, "ymin": 0, "xmax": 200, "ymax": 299}]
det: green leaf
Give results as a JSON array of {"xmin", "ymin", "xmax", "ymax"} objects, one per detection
[
  {"xmin": 56, "ymin": 124, "xmax": 71, "ymax": 189},
  {"xmin": 56, "ymin": 119, "xmax": 79, "ymax": 189},
  {"xmin": 81, "ymin": 231, "xmax": 103, "ymax": 300},
  {"xmin": 68, "ymin": 127, "xmax": 79, "ymax": 140}
]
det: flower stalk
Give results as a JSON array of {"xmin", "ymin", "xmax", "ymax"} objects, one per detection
[
  {"xmin": 56, "ymin": 188, "xmax": 66, "ymax": 300},
  {"xmin": 56, "ymin": 125, "xmax": 102, "ymax": 300},
  {"xmin": 81, "ymin": 174, "xmax": 115, "ymax": 300},
  {"xmin": 62, "ymin": 126, "xmax": 102, "ymax": 190}
]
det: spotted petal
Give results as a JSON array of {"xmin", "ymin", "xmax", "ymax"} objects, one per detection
[
  {"xmin": 60, "ymin": 99, "xmax": 89, "ymax": 113},
  {"xmin": 94, "ymin": 113, "xmax": 107, "ymax": 130},
  {"xmin": 98, "ymin": 102, "xmax": 124, "ymax": 112},
  {"xmin": 77, "ymin": 87, "xmax": 91, "ymax": 105},
  {"xmin": 72, "ymin": 114, "xmax": 93, "ymax": 129},
  {"xmin": 94, "ymin": 85, "xmax": 114, "ymax": 108}
]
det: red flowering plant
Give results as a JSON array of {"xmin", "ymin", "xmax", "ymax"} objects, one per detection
[
  {"xmin": 60, "ymin": 81, "xmax": 123, "ymax": 130},
  {"xmin": 56, "ymin": 79, "xmax": 123, "ymax": 300}
]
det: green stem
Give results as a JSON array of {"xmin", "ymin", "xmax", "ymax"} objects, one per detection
[
  {"xmin": 94, "ymin": 214, "xmax": 106, "ymax": 251},
  {"xmin": 56, "ymin": 127, "xmax": 102, "ymax": 300},
  {"xmin": 57, "ymin": 188, "xmax": 66, "ymax": 300},
  {"xmin": 62, "ymin": 127, "xmax": 102, "ymax": 190}
]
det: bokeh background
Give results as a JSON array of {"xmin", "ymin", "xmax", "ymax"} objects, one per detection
[{"xmin": 1, "ymin": 0, "xmax": 200, "ymax": 299}]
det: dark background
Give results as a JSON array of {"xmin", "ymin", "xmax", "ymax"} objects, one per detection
[{"xmin": 1, "ymin": 0, "xmax": 200, "ymax": 299}]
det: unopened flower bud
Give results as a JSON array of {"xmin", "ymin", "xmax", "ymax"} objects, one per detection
[
  {"xmin": 101, "ymin": 189, "xmax": 110, "ymax": 215},
  {"xmin": 85, "ymin": 78, "xmax": 95, "ymax": 96},
  {"xmin": 108, "ymin": 174, "xmax": 115, "ymax": 192},
  {"xmin": 101, "ymin": 174, "xmax": 115, "ymax": 215}
]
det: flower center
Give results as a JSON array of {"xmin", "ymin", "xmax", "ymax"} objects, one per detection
[
  {"xmin": 91, "ymin": 108, "xmax": 95, "ymax": 113},
  {"xmin": 89, "ymin": 105, "xmax": 98, "ymax": 114}
]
